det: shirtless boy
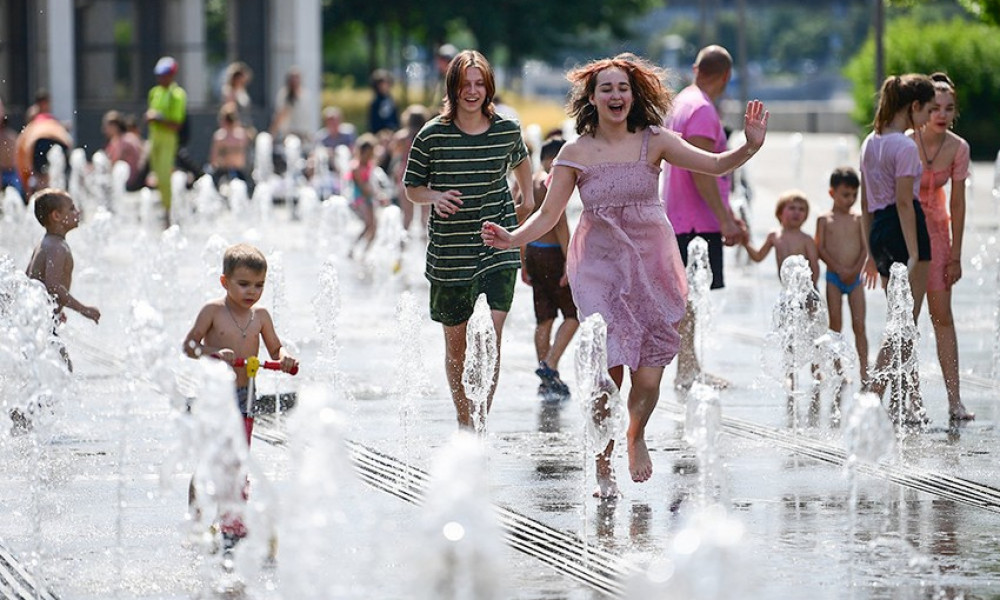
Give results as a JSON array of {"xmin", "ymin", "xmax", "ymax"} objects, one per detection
[
  {"xmin": 17, "ymin": 189, "xmax": 99, "ymax": 432},
  {"xmin": 815, "ymin": 167, "xmax": 869, "ymax": 387},
  {"xmin": 182, "ymin": 243, "xmax": 297, "ymax": 444},
  {"xmin": 743, "ymin": 190, "xmax": 820, "ymax": 284},
  {"xmin": 25, "ymin": 189, "xmax": 101, "ymax": 344}
]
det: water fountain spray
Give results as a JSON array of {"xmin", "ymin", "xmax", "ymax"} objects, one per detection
[
  {"xmin": 462, "ymin": 295, "xmax": 497, "ymax": 434},
  {"xmin": 872, "ymin": 263, "xmax": 923, "ymax": 431}
]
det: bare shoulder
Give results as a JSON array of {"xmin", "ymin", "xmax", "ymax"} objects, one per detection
[
  {"xmin": 253, "ymin": 306, "xmax": 274, "ymax": 324},
  {"xmin": 551, "ymin": 139, "xmax": 589, "ymax": 169}
]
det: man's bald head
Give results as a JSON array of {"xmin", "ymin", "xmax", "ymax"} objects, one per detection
[{"xmin": 694, "ymin": 45, "xmax": 732, "ymax": 80}]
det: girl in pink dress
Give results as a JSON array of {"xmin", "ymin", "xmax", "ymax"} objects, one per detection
[
  {"xmin": 482, "ymin": 53, "xmax": 768, "ymax": 497},
  {"xmin": 909, "ymin": 73, "xmax": 973, "ymax": 422}
]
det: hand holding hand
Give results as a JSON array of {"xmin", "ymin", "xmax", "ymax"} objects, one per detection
[
  {"xmin": 481, "ymin": 221, "xmax": 513, "ymax": 250},
  {"xmin": 743, "ymin": 100, "xmax": 769, "ymax": 152},
  {"xmin": 720, "ymin": 217, "xmax": 746, "ymax": 247}
]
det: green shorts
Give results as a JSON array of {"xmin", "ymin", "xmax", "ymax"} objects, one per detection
[{"xmin": 429, "ymin": 269, "xmax": 517, "ymax": 326}]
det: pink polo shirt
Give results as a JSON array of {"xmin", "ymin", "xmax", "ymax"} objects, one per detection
[{"xmin": 662, "ymin": 84, "xmax": 730, "ymax": 234}]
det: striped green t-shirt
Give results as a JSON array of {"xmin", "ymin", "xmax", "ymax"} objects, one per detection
[{"xmin": 404, "ymin": 114, "xmax": 528, "ymax": 286}]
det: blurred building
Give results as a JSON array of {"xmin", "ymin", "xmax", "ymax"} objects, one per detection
[{"xmin": 0, "ymin": 0, "xmax": 321, "ymax": 162}]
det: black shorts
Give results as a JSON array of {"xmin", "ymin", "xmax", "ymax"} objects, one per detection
[
  {"xmin": 869, "ymin": 201, "xmax": 932, "ymax": 278},
  {"xmin": 524, "ymin": 244, "xmax": 577, "ymax": 323},
  {"xmin": 676, "ymin": 231, "xmax": 725, "ymax": 289},
  {"xmin": 429, "ymin": 269, "xmax": 517, "ymax": 326}
]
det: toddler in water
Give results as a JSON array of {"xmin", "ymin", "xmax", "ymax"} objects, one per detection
[
  {"xmin": 182, "ymin": 243, "xmax": 297, "ymax": 548},
  {"xmin": 743, "ymin": 191, "xmax": 824, "ymax": 420},
  {"xmin": 743, "ymin": 190, "xmax": 819, "ymax": 283}
]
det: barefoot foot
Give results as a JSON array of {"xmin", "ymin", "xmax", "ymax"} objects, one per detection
[
  {"xmin": 593, "ymin": 455, "xmax": 620, "ymax": 499},
  {"xmin": 628, "ymin": 438, "xmax": 653, "ymax": 483},
  {"xmin": 949, "ymin": 403, "xmax": 975, "ymax": 422}
]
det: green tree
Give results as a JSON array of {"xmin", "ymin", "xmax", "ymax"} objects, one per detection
[{"xmin": 844, "ymin": 17, "xmax": 1000, "ymax": 159}]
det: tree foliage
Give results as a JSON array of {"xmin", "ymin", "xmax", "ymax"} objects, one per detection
[
  {"xmin": 321, "ymin": 0, "xmax": 658, "ymax": 82},
  {"xmin": 844, "ymin": 17, "xmax": 1000, "ymax": 159}
]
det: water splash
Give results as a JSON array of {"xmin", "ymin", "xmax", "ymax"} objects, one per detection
[
  {"xmin": 394, "ymin": 291, "xmax": 429, "ymax": 467},
  {"xmin": 685, "ymin": 236, "xmax": 713, "ymax": 330},
  {"xmin": 684, "ymin": 383, "xmax": 722, "ymax": 506},
  {"xmin": 279, "ymin": 384, "xmax": 370, "ymax": 597},
  {"xmin": 626, "ymin": 504, "xmax": 750, "ymax": 599},
  {"xmin": 763, "ymin": 256, "xmax": 827, "ymax": 426},
  {"xmin": 462, "ymin": 294, "xmax": 497, "ymax": 434},
  {"xmin": 0, "ymin": 256, "xmax": 72, "ymax": 594},
  {"xmin": 46, "ymin": 144, "xmax": 66, "ymax": 192},
  {"xmin": 312, "ymin": 255, "xmax": 342, "ymax": 377},
  {"xmin": 412, "ymin": 432, "xmax": 507, "ymax": 599},
  {"xmin": 574, "ymin": 313, "xmax": 624, "ymax": 457},
  {"xmin": 871, "ymin": 263, "xmax": 923, "ymax": 429}
]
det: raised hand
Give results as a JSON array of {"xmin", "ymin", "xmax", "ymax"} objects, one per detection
[{"xmin": 743, "ymin": 99, "xmax": 769, "ymax": 151}]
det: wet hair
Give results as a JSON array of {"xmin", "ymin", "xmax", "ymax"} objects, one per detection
[
  {"xmin": 223, "ymin": 243, "xmax": 267, "ymax": 277},
  {"xmin": 872, "ymin": 73, "xmax": 935, "ymax": 133},
  {"xmin": 775, "ymin": 189, "xmax": 809, "ymax": 221},
  {"xmin": 32, "ymin": 188, "xmax": 71, "ymax": 226},
  {"xmin": 442, "ymin": 50, "xmax": 496, "ymax": 122},
  {"xmin": 829, "ymin": 166, "xmax": 860, "ymax": 190},
  {"xmin": 566, "ymin": 52, "xmax": 672, "ymax": 137},
  {"xmin": 540, "ymin": 137, "xmax": 565, "ymax": 162}
]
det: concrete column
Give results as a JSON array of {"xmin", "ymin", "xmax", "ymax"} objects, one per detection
[
  {"xmin": 164, "ymin": 0, "xmax": 208, "ymax": 106},
  {"xmin": 293, "ymin": 0, "xmax": 321, "ymax": 131},
  {"xmin": 46, "ymin": 0, "xmax": 75, "ymax": 130},
  {"xmin": 269, "ymin": 0, "xmax": 321, "ymax": 131}
]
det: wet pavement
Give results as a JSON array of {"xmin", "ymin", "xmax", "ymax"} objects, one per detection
[{"xmin": 1, "ymin": 133, "xmax": 1000, "ymax": 599}]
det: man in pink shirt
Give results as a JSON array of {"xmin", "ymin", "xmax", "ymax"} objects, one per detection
[{"xmin": 663, "ymin": 45, "xmax": 748, "ymax": 390}]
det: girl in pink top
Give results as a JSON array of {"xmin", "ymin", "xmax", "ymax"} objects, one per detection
[
  {"xmin": 860, "ymin": 73, "xmax": 935, "ymax": 425},
  {"xmin": 908, "ymin": 73, "xmax": 973, "ymax": 422}
]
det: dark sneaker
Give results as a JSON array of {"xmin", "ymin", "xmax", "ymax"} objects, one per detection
[{"xmin": 536, "ymin": 362, "xmax": 570, "ymax": 400}]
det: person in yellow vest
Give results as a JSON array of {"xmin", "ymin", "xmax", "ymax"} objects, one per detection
[{"xmin": 145, "ymin": 56, "xmax": 186, "ymax": 226}]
